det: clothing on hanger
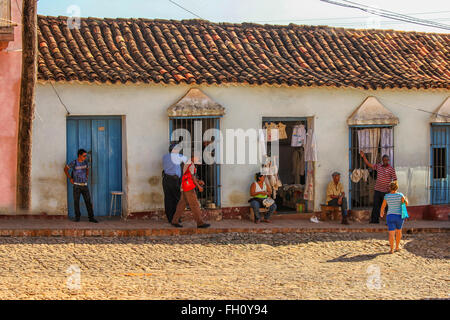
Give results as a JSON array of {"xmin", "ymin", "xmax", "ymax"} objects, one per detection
[
  {"xmin": 291, "ymin": 124, "xmax": 306, "ymax": 147},
  {"xmin": 265, "ymin": 122, "xmax": 279, "ymax": 142},
  {"xmin": 292, "ymin": 147, "xmax": 305, "ymax": 184},
  {"xmin": 304, "ymin": 129, "xmax": 318, "ymax": 162},
  {"xmin": 303, "ymin": 162, "xmax": 314, "ymax": 201},
  {"xmin": 277, "ymin": 122, "xmax": 288, "ymax": 140}
]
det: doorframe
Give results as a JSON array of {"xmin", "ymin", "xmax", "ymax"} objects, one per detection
[
  {"xmin": 261, "ymin": 116, "xmax": 310, "ymax": 212},
  {"xmin": 65, "ymin": 115, "xmax": 126, "ymax": 216}
]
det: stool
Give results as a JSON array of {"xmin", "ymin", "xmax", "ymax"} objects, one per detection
[
  {"xmin": 249, "ymin": 207, "xmax": 268, "ymax": 222},
  {"xmin": 110, "ymin": 191, "xmax": 124, "ymax": 218},
  {"xmin": 320, "ymin": 204, "xmax": 341, "ymax": 221}
]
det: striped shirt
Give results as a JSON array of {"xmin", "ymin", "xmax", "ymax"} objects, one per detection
[
  {"xmin": 373, "ymin": 163, "xmax": 397, "ymax": 192},
  {"xmin": 384, "ymin": 192, "xmax": 404, "ymax": 215}
]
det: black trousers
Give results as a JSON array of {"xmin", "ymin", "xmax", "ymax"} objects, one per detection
[
  {"xmin": 162, "ymin": 173, "xmax": 181, "ymax": 222},
  {"xmin": 371, "ymin": 190, "xmax": 387, "ymax": 223},
  {"xmin": 73, "ymin": 185, "xmax": 94, "ymax": 219}
]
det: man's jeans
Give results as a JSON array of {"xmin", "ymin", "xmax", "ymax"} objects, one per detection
[
  {"xmin": 250, "ymin": 199, "xmax": 277, "ymax": 220},
  {"xmin": 327, "ymin": 197, "xmax": 348, "ymax": 216},
  {"xmin": 73, "ymin": 185, "xmax": 94, "ymax": 219}
]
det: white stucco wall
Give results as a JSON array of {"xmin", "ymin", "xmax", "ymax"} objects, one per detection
[{"xmin": 32, "ymin": 82, "xmax": 449, "ymax": 214}]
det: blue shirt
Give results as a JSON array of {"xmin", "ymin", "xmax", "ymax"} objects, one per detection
[
  {"xmin": 163, "ymin": 153, "xmax": 188, "ymax": 178},
  {"xmin": 384, "ymin": 192, "xmax": 404, "ymax": 215},
  {"xmin": 68, "ymin": 159, "xmax": 89, "ymax": 183}
]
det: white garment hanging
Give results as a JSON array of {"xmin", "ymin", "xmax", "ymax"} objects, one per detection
[
  {"xmin": 304, "ymin": 130, "xmax": 318, "ymax": 162},
  {"xmin": 303, "ymin": 162, "xmax": 314, "ymax": 201},
  {"xmin": 291, "ymin": 124, "xmax": 306, "ymax": 147}
]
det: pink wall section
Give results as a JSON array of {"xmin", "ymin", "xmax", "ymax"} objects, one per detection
[{"xmin": 0, "ymin": 0, "xmax": 22, "ymax": 212}]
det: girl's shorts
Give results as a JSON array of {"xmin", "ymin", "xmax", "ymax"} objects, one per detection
[{"xmin": 387, "ymin": 214, "xmax": 404, "ymax": 231}]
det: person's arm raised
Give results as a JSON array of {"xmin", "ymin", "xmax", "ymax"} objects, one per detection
[{"xmin": 359, "ymin": 151, "xmax": 374, "ymax": 169}]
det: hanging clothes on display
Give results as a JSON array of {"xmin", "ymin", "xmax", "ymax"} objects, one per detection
[
  {"xmin": 304, "ymin": 130, "xmax": 318, "ymax": 162},
  {"xmin": 358, "ymin": 128, "xmax": 380, "ymax": 164},
  {"xmin": 277, "ymin": 122, "xmax": 288, "ymax": 140},
  {"xmin": 292, "ymin": 147, "xmax": 305, "ymax": 184},
  {"xmin": 265, "ymin": 122, "xmax": 279, "ymax": 142},
  {"xmin": 381, "ymin": 128, "xmax": 394, "ymax": 163},
  {"xmin": 262, "ymin": 156, "xmax": 282, "ymax": 198},
  {"xmin": 303, "ymin": 162, "xmax": 314, "ymax": 201},
  {"xmin": 350, "ymin": 168, "xmax": 370, "ymax": 183},
  {"xmin": 291, "ymin": 124, "xmax": 306, "ymax": 147}
]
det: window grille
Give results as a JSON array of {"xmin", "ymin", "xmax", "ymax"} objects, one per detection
[
  {"xmin": 430, "ymin": 124, "xmax": 450, "ymax": 204},
  {"xmin": 170, "ymin": 117, "xmax": 221, "ymax": 208},
  {"xmin": 349, "ymin": 126, "xmax": 394, "ymax": 209}
]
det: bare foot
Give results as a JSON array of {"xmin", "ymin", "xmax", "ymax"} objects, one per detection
[
  {"xmin": 395, "ymin": 248, "xmax": 401, "ymax": 252},
  {"xmin": 389, "ymin": 249, "xmax": 394, "ymax": 254}
]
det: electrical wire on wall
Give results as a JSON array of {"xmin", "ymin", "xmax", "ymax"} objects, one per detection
[{"xmin": 50, "ymin": 82, "xmax": 71, "ymax": 115}]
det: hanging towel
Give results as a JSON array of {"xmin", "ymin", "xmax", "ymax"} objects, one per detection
[
  {"xmin": 291, "ymin": 124, "xmax": 306, "ymax": 147},
  {"xmin": 304, "ymin": 130, "xmax": 318, "ymax": 162},
  {"xmin": 381, "ymin": 128, "xmax": 394, "ymax": 163}
]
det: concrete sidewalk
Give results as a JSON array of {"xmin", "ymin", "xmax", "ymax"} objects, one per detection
[{"xmin": 0, "ymin": 217, "xmax": 448, "ymax": 236}]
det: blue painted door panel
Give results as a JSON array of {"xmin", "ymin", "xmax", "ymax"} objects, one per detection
[
  {"xmin": 66, "ymin": 117, "xmax": 122, "ymax": 217},
  {"xmin": 431, "ymin": 125, "xmax": 450, "ymax": 204}
]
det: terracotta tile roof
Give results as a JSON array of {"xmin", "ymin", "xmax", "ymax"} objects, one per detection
[{"xmin": 37, "ymin": 15, "xmax": 450, "ymax": 90}]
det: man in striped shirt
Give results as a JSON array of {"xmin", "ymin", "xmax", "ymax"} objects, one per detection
[{"xmin": 360, "ymin": 151, "xmax": 397, "ymax": 224}]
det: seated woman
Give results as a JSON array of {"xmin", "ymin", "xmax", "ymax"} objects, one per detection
[{"xmin": 249, "ymin": 172, "xmax": 277, "ymax": 224}]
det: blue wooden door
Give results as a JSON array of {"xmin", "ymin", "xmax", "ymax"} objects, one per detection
[
  {"xmin": 431, "ymin": 125, "xmax": 450, "ymax": 204},
  {"xmin": 66, "ymin": 117, "xmax": 122, "ymax": 217}
]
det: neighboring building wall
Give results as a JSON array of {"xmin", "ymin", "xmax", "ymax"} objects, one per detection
[
  {"xmin": 0, "ymin": 0, "xmax": 22, "ymax": 213},
  {"xmin": 32, "ymin": 82, "xmax": 448, "ymax": 214}
]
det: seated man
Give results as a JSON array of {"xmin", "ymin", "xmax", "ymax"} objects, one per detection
[
  {"xmin": 249, "ymin": 172, "xmax": 277, "ymax": 224},
  {"xmin": 326, "ymin": 172, "xmax": 349, "ymax": 225}
]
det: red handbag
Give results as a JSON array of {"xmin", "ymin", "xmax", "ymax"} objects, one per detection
[{"xmin": 181, "ymin": 163, "xmax": 196, "ymax": 192}]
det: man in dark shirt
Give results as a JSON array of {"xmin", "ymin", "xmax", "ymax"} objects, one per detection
[{"xmin": 64, "ymin": 149, "xmax": 98, "ymax": 223}]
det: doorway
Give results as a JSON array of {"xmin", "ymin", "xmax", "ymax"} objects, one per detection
[
  {"xmin": 66, "ymin": 116, "xmax": 123, "ymax": 217},
  {"xmin": 262, "ymin": 117, "xmax": 308, "ymax": 213}
]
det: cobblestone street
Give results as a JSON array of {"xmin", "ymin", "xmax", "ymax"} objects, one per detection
[{"xmin": 0, "ymin": 232, "xmax": 448, "ymax": 299}]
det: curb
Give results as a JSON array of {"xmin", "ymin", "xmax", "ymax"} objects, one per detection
[{"xmin": 0, "ymin": 227, "xmax": 448, "ymax": 237}]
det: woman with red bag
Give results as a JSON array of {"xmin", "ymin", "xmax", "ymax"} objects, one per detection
[{"xmin": 170, "ymin": 155, "xmax": 211, "ymax": 228}]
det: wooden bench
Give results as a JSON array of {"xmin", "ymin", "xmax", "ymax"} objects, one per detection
[
  {"xmin": 320, "ymin": 204, "xmax": 342, "ymax": 221},
  {"xmin": 249, "ymin": 207, "xmax": 269, "ymax": 222}
]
